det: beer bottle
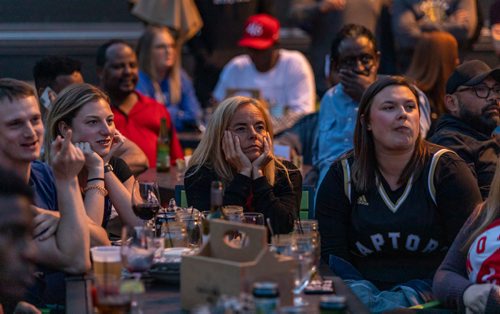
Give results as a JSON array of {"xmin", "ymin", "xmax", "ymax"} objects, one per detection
[
  {"xmin": 209, "ymin": 181, "xmax": 223, "ymax": 219},
  {"xmin": 202, "ymin": 181, "xmax": 223, "ymax": 235},
  {"xmin": 156, "ymin": 117, "xmax": 170, "ymax": 172}
]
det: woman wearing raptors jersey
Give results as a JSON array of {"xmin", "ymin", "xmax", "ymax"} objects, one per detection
[
  {"xmin": 434, "ymin": 160, "xmax": 500, "ymax": 313},
  {"xmin": 316, "ymin": 76, "xmax": 481, "ymax": 312}
]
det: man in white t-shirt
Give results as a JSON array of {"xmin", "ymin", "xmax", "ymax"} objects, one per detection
[{"xmin": 213, "ymin": 14, "xmax": 316, "ymax": 134}]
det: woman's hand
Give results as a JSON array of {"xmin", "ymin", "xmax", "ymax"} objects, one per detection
[
  {"xmin": 463, "ymin": 283, "xmax": 495, "ymax": 314},
  {"xmin": 251, "ymin": 132, "xmax": 272, "ymax": 178},
  {"xmin": 103, "ymin": 130, "xmax": 125, "ymax": 164},
  {"xmin": 32, "ymin": 206, "xmax": 60, "ymax": 241},
  {"xmin": 50, "ymin": 130, "xmax": 85, "ymax": 180},
  {"xmin": 222, "ymin": 131, "xmax": 252, "ymax": 177},
  {"xmin": 75, "ymin": 142, "xmax": 104, "ymax": 170}
]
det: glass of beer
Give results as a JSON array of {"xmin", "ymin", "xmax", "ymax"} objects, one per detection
[
  {"xmin": 94, "ymin": 274, "xmax": 131, "ymax": 314},
  {"xmin": 90, "ymin": 246, "xmax": 122, "ymax": 280}
]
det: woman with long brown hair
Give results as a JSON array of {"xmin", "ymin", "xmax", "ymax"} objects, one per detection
[{"xmin": 316, "ymin": 76, "xmax": 481, "ymax": 311}]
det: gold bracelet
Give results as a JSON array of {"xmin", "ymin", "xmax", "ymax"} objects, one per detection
[{"xmin": 83, "ymin": 184, "xmax": 108, "ymax": 197}]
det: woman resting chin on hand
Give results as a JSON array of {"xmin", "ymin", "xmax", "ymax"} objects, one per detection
[{"xmin": 184, "ymin": 96, "xmax": 302, "ymax": 234}]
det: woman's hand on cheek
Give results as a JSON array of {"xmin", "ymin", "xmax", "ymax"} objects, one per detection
[
  {"xmin": 75, "ymin": 142, "xmax": 104, "ymax": 172},
  {"xmin": 103, "ymin": 131, "xmax": 125, "ymax": 164},
  {"xmin": 222, "ymin": 131, "xmax": 252, "ymax": 177},
  {"xmin": 252, "ymin": 133, "xmax": 272, "ymax": 178}
]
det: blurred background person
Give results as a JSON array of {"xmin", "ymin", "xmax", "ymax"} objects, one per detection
[
  {"xmin": 33, "ymin": 55, "xmax": 149, "ymax": 175},
  {"xmin": 392, "ymin": 0, "xmax": 478, "ymax": 72},
  {"xmin": 316, "ymin": 76, "xmax": 481, "ymax": 312},
  {"xmin": 44, "ymin": 83, "xmax": 141, "ymax": 230},
  {"xmin": 188, "ymin": 0, "xmax": 274, "ymax": 109},
  {"xmin": 32, "ymin": 56, "xmax": 83, "ymax": 121},
  {"xmin": 213, "ymin": 13, "xmax": 315, "ymax": 135},
  {"xmin": 406, "ymin": 31, "xmax": 460, "ymax": 134},
  {"xmin": 288, "ymin": 0, "xmax": 384, "ymax": 97},
  {"xmin": 97, "ymin": 40, "xmax": 184, "ymax": 168},
  {"xmin": 136, "ymin": 26, "xmax": 203, "ymax": 132},
  {"xmin": 433, "ymin": 159, "xmax": 500, "ymax": 313},
  {"xmin": 184, "ymin": 96, "xmax": 302, "ymax": 234}
]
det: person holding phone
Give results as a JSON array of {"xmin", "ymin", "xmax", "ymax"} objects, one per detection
[{"xmin": 184, "ymin": 96, "xmax": 302, "ymax": 234}]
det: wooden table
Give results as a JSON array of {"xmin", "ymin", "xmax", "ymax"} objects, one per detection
[{"xmin": 65, "ymin": 273, "xmax": 369, "ymax": 313}]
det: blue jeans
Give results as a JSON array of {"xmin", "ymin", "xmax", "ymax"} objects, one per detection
[{"xmin": 329, "ymin": 255, "xmax": 434, "ymax": 313}]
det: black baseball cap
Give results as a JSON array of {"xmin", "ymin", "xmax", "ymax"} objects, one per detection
[{"xmin": 446, "ymin": 60, "xmax": 500, "ymax": 94}]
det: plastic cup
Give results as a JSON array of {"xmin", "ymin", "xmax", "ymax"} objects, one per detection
[{"xmin": 91, "ymin": 246, "xmax": 122, "ymax": 279}]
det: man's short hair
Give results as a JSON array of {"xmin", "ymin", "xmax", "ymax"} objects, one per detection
[
  {"xmin": 96, "ymin": 39, "xmax": 130, "ymax": 68},
  {"xmin": 0, "ymin": 166, "xmax": 33, "ymax": 201},
  {"xmin": 330, "ymin": 24, "xmax": 377, "ymax": 64},
  {"xmin": 32, "ymin": 56, "xmax": 82, "ymax": 94},
  {"xmin": 0, "ymin": 78, "xmax": 36, "ymax": 104}
]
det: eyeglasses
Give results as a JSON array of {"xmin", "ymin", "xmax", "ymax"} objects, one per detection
[
  {"xmin": 456, "ymin": 85, "xmax": 500, "ymax": 99},
  {"xmin": 337, "ymin": 54, "xmax": 375, "ymax": 69}
]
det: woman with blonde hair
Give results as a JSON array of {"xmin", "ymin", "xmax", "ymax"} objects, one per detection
[
  {"xmin": 434, "ymin": 159, "xmax": 500, "ymax": 313},
  {"xmin": 184, "ymin": 96, "xmax": 302, "ymax": 234},
  {"xmin": 136, "ymin": 25, "xmax": 202, "ymax": 131},
  {"xmin": 406, "ymin": 31, "xmax": 459, "ymax": 123},
  {"xmin": 44, "ymin": 83, "xmax": 141, "ymax": 228}
]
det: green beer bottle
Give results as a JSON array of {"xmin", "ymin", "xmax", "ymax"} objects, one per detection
[{"xmin": 156, "ymin": 117, "xmax": 170, "ymax": 172}]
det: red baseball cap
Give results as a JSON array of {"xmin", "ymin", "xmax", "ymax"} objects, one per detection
[{"xmin": 238, "ymin": 14, "xmax": 280, "ymax": 50}]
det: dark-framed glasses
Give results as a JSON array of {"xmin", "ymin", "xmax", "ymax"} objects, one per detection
[
  {"xmin": 337, "ymin": 54, "xmax": 375, "ymax": 69},
  {"xmin": 456, "ymin": 85, "xmax": 500, "ymax": 99}
]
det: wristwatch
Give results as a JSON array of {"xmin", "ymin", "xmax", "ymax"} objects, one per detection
[{"xmin": 104, "ymin": 163, "xmax": 113, "ymax": 173}]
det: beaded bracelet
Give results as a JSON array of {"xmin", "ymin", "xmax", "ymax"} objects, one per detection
[
  {"xmin": 83, "ymin": 184, "xmax": 108, "ymax": 197},
  {"xmin": 87, "ymin": 177, "xmax": 105, "ymax": 183}
]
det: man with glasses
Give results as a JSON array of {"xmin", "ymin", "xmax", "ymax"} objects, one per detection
[
  {"xmin": 430, "ymin": 60, "xmax": 500, "ymax": 199},
  {"xmin": 312, "ymin": 24, "xmax": 431, "ymax": 187}
]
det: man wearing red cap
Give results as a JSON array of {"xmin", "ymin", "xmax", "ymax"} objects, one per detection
[
  {"xmin": 213, "ymin": 14, "xmax": 316, "ymax": 134},
  {"xmin": 430, "ymin": 60, "xmax": 500, "ymax": 199}
]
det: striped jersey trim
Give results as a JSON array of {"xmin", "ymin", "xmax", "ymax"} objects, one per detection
[
  {"xmin": 375, "ymin": 174, "xmax": 414, "ymax": 213},
  {"xmin": 341, "ymin": 159, "xmax": 351, "ymax": 203},
  {"xmin": 428, "ymin": 148, "xmax": 454, "ymax": 205}
]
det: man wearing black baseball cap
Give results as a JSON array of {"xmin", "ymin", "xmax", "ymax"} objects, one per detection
[{"xmin": 430, "ymin": 60, "xmax": 500, "ymax": 199}]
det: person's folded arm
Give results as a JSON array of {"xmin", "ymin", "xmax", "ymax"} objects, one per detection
[{"xmin": 33, "ymin": 133, "xmax": 90, "ymax": 274}]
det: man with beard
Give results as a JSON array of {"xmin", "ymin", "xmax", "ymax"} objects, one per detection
[
  {"xmin": 430, "ymin": 60, "xmax": 500, "ymax": 199},
  {"xmin": 96, "ymin": 40, "xmax": 183, "ymax": 168}
]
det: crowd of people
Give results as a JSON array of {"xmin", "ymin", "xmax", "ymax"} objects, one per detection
[{"xmin": 0, "ymin": 1, "xmax": 499, "ymax": 313}]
